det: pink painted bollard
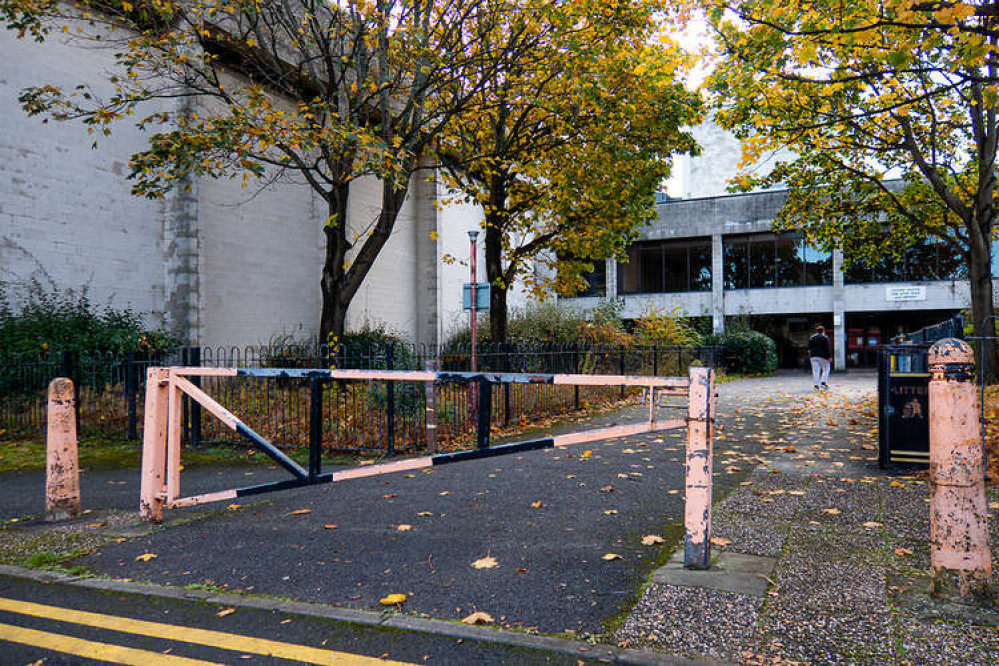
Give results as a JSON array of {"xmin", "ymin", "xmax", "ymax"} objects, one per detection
[
  {"xmin": 45, "ymin": 377, "xmax": 80, "ymax": 521},
  {"xmin": 685, "ymin": 366, "xmax": 715, "ymax": 569},
  {"xmin": 928, "ymin": 339, "xmax": 992, "ymax": 603}
]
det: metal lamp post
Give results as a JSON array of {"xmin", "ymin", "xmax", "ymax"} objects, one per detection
[{"xmin": 468, "ymin": 230, "xmax": 479, "ymax": 373}]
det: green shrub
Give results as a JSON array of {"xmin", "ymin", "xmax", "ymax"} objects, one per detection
[
  {"xmin": 0, "ymin": 280, "xmax": 176, "ymax": 355},
  {"xmin": 705, "ymin": 329, "xmax": 777, "ymax": 375},
  {"xmin": 632, "ymin": 306, "xmax": 703, "ymax": 347}
]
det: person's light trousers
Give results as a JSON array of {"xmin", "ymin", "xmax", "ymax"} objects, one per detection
[{"xmin": 810, "ymin": 357, "xmax": 831, "ymax": 386}]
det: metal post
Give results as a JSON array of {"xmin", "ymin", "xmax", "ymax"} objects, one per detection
[
  {"xmin": 619, "ymin": 345, "xmax": 626, "ymax": 398},
  {"xmin": 928, "ymin": 339, "xmax": 992, "ymax": 602},
  {"xmin": 573, "ymin": 346, "xmax": 581, "ymax": 411},
  {"xmin": 188, "ymin": 346, "xmax": 202, "ymax": 448},
  {"xmin": 477, "ymin": 379, "xmax": 492, "ymax": 450},
  {"xmin": 61, "ymin": 350, "xmax": 80, "ymax": 433},
  {"xmin": 309, "ymin": 374, "xmax": 323, "ymax": 479},
  {"xmin": 425, "ymin": 358, "xmax": 438, "ymax": 453},
  {"xmin": 126, "ymin": 351, "xmax": 139, "ymax": 440},
  {"xmin": 386, "ymin": 343, "xmax": 396, "ymax": 457},
  {"xmin": 140, "ymin": 367, "xmax": 170, "ymax": 523},
  {"xmin": 46, "ymin": 378, "xmax": 80, "ymax": 521},
  {"xmin": 684, "ymin": 366, "xmax": 715, "ymax": 569},
  {"xmin": 469, "ymin": 230, "xmax": 479, "ymax": 373}
]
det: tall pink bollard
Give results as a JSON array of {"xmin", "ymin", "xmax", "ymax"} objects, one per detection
[
  {"xmin": 685, "ymin": 366, "xmax": 715, "ymax": 569},
  {"xmin": 46, "ymin": 377, "xmax": 80, "ymax": 521},
  {"xmin": 928, "ymin": 339, "xmax": 992, "ymax": 603}
]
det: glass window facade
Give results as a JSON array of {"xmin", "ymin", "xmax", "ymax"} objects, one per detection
[
  {"xmin": 844, "ymin": 238, "xmax": 966, "ymax": 283},
  {"xmin": 724, "ymin": 233, "xmax": 832, "ymax": 289},
  {"xmin": 618, "ymin": 238, "xmax": 712, "ymax": 294}
]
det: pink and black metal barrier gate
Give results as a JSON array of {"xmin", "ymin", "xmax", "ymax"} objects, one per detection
[{"xmin": 139, "ymin": 366, "xmax": 716, "ymax": 568}]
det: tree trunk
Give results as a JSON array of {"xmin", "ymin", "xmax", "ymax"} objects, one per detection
[
  {"xmin": 485, "ymin": 213, "xmax": 508, "ymax": 343},
  {"xmin": 968, "ymin": 219, "xmax": 998, "ymax": 382},
  {"xmin": 320, "ymin": 185, "xmax": 351, "ymax": 343}
]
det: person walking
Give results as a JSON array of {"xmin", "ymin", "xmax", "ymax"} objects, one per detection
[{"xmin": 808, "ymin": 324, "xmax": 832, "ymax": 390}]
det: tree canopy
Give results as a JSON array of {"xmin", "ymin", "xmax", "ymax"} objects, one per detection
[
  {"xmin": 437, "ymin": 0, "xmax": 702, "ymax": 341},
  {"xmin": 690, "ymin": 0, "xmax": 997, "ymax": 358}
]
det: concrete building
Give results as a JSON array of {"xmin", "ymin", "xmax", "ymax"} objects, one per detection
[
  {"xmin": 567, "ymin": 125, "xmax": 976, "ymax": 370},
  {"xmin": 0, "ymin": 27, "xmax": 519, "ymax": 348}
]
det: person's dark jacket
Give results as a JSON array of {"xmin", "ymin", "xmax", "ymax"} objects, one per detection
[{"xmin": 808, "ymin": 333, "xmax": 832, "ymax": 359}]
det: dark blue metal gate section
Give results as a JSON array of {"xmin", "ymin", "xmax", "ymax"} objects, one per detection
[
  {"xmin": 878, "ymin": 345, "xmax": 930, "ymax": 468},
  {"xmin": 877, "ymin": 315, "xmax": 964, "ymax": 469}
]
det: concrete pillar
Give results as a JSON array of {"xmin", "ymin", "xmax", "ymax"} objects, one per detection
[
  {"xmin": 711, "ymin": 234, "xmax": 724, "ymax": 334},
  {"xmin": 46, "ymin": 378, "xmax": 80, "ymax": 521},
  {"xmin": 414, "ymin": 167, "xmax": 439, "ymax": 347},
  {"xmin": 605, "ymin": 258, "xmax": 618, "ymax": 299},
  {"xmin": 832, "ymin": 249, "xmax": 846, "ymax": 370},
  {"xmin": 928, "ymin": 339, "xmax": 992, "ymax": 603},
  {"xmin": 164, "ymin": 95, "xmax": 201, "ymax": 346}
]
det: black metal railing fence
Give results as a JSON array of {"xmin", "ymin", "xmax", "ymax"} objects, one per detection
[{"xmin": 0, "ymin": 341, "xmax": 722, "ymax": 455}]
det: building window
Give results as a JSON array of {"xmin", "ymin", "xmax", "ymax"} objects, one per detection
[
  {"xmin": 618, "ymin": 237, "xmax": 712, "ymax": 294},
  {"xmin": 559, "ymin": 256, "xmax": 607, "ymax": 297},
  {"xmin": 844, "ymin": 238, "xmax": 964, "ymax": 283},
  {"xmin": 724, "ymin": 233, "xmax": 831, "ymax": 289},
  {"xmin": 582, "ymin": 260, "xmax": 607, "ymax": 297}
]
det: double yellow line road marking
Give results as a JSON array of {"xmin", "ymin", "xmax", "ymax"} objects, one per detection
[{"xmin": 0, "ymin": 596, "xmax": 412, "ymax": 665}]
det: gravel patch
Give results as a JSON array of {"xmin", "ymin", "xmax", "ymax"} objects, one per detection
[
  {"xmin": 900, "ymin": 617, "xmax": 999, "ymax": 665},
  {"xmin": 757, "ymin": 606, "xmax": 899, "ymax": 665},
  {"xmin": 783, "ymin": 526, "xmax": 886, "ymax": 565},
  {"xmin": 615, "ymin": 583, "xmax": 763, "ymax": 661},
  {"xmin": 771, "ymin": 559, "xmax": 888, "ymax": 613},
  {"xmin": 712, "ymin": 513, "xmax": 788, "ymax": 559}
]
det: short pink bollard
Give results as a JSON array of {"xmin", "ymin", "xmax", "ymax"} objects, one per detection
[
  {"xmin": 928, "ymin": 339, "xmax": 992, "ymax": 603},
  {"xmin": 685, "ymin": 366, "xmax": 715, "ymax": 569},
  {"xmin": 45, "ymin": 377, "xmax": 80, "ymax": 521}
]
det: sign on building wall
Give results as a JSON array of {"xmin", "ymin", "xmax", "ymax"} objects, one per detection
[{"xmin": 885, "ymin": 286, "xmax": 927, "ymax": 302}]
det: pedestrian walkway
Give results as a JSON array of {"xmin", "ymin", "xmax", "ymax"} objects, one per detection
[{"xmin": 617, "ymin": 371, "xmax": 999, "ymax": 664}]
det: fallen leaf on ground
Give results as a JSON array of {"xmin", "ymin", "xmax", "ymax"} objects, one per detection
[
  {"xmin": 323, "ymin": 524, "xmax": 338, "ymax": 529},
  {"xmin": 641, "ymin": 535, "xmax": 664, "ymax": 546},
  {"xmin": 417, "ymin": 511, "xmax": 434, "ymax": 517},
  {"xmin": 379, "ymin": 594, "xmax": 406, "ymax": 605},
  {"xmin": 603, "ymin": 509, "xmax": 618, "ymax": 515},
  {"xmin": 581, "ymin": 450, "xmax": 593, "ymax": 459},
  {"xmin": 787, "ymin": 490, "xmax": 806, "ymax": 496},
  {"xmin": 87, "ymin": 522, "xmax": 107, "ymax": 528},
  {"xmin": 396, "ymin": 524, "xmax": 412, "ymax": 531},
  {"xmin": 710, "ymin": 537, "xmax": 732, "ymax": 547},
  {"xmin": 894, "ymin": 547, "xmax": 914, "ymax": 556},
  {"xmin": 823, "ymin": 508, "xmax": 841, "ymax": 515},
  {"xmin": 599, "ymin": 484, "xmax": 615, "ymax": 493},
  {"xmin": 530, "ymin": 500, "xmax": 542, "ymax": 508},
  {"xmin": 516, "ymin": 567, "xmax": 529, "ymax": 574},
  {"xmin": 135, "ymin": 553, "xmax": 157, "ymax": 562},
  {"xmin": 890, "ymin": 481, "xmax": 906, "ymax": 488},
  {"xmin": 461, "ymin": 611, "xmax": 494, "ymax": 625},
  {"xmin": 862, "ymin": 521, "xmax": 883, "ymax": 529},
  {"xmin": 226, "ymin": 504, "xmax": 241, "ymax": 510},
  {"xmin": 358, "ymin": 460, "xmax": 375, "ymax": 466},
  {"xmin": 472, "ymin": 556, "xmax": 499, "ymax": 569},
  {"xmin": 289, "ymin": 509, "xmax": 311, "ymax": 515},
  {"xmin": 602, "ymin": 553, "xmax": 623, "ymax": 561},
  {"xmin": 216, "ymin": 608, "xmax": 235, "ymax": 617}
]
